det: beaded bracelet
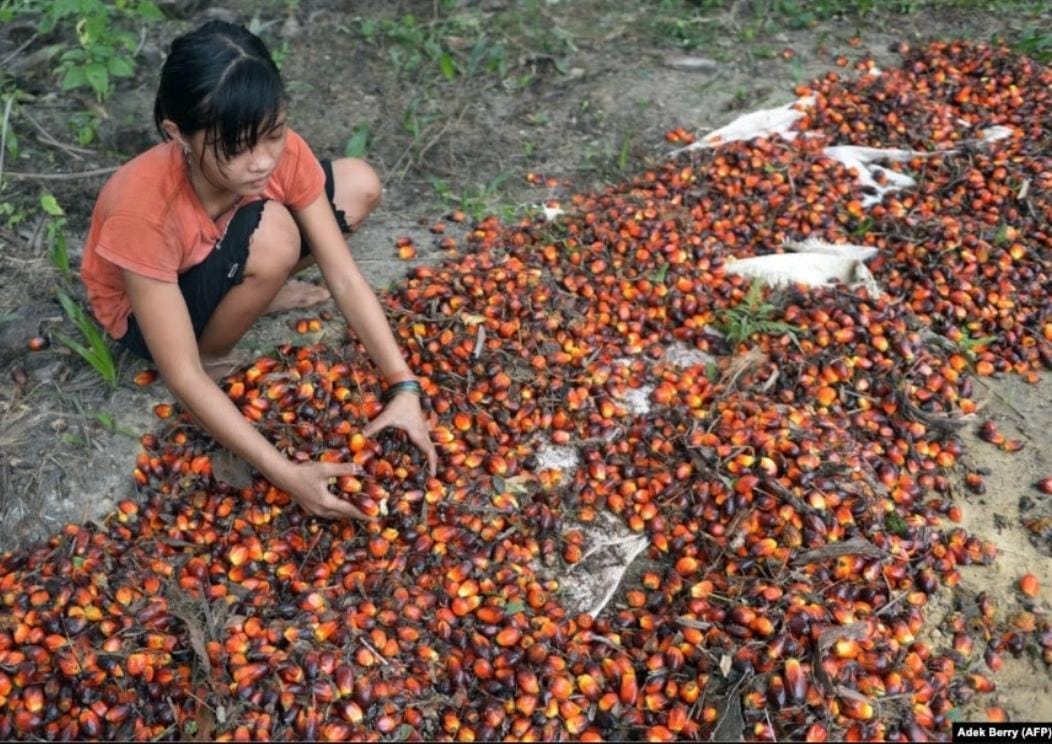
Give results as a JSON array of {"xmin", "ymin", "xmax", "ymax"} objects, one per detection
[{"xmin": 381, "ymin": 379, "xmax": 423, "ymax": 404}]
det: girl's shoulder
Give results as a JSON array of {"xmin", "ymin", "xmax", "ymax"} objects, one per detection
[{"xmin": 97, "ymin": 141, "xmax": 185, "ymax": 217}]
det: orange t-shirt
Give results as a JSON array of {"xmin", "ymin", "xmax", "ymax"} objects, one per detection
[{"xmin": 80, "ymin": 128, "xmax": 325, "ymax": 339}]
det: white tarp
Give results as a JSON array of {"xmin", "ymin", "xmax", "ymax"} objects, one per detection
[{"xmin": 724, "ymin": 238, "xmax": 881, "ymax": 296}]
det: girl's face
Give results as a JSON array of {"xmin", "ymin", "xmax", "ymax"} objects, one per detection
[{"xmin": 182, "ymin": 116, "xmax": 288, "ymax": 197}]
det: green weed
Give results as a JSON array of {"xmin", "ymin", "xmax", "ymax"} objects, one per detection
[
  {"xmin": 579, "ymin": 125, "xmax": 643, "ymax": 185},
  {"xmin": 40, "ymin": 191, "xmax": 71, "ymax": 280},
  {"xmin": 401, "ymin": 97, "xmax": 438, "ymax": 142},
  {"xmin": 648, "ymin": 0, "xmax": 725, "ymax": 49},
  {"xmin": 647, "ymin": 0, "xmax": 1049, "ymax": 46},
  {"xmin": 714, "ymin": 280, "xmax": 801, "ymax": 347},
  {"xmin": 56, "ymin": 289, "xmax": 118, "ymax": 388},
  {"xmin": 789, "ymin": 54, "xmax": 806, "ymax": 86},
  {"xmin": 1, "ymin": 0, "xmax": 166, "ymax": 145},
  {"xmin": 1, "ymin": 93, "xmax": 18, "ymax": 161},
  {"xmin": 92, "ymin": 411, "xmax": 137, "ymax": 438},
  {"xmin": 850, "ymin": 216, "xmax": 875, "ymax": 240},
  {"xmin": 1014, "ymin": 28, "xmax": 1052, "ymax": 63},
  {"xmin": 356, "ymin": 2, "xmax": 575, "ymax": 86},
  {"xmin": 430, "ymin": 172, "xmax": 517, "ymax": 223},
  {"xmin": 66, "ymin": 110, "xmax": 101, "ymax": 147},
  {"xmin": 36, "ymin": 0, "xmax": 162, "ymax": 100},
  {"xmin": 954, "ymin": 331, "xmax": 997, "ymax": 360},
  {"xmin": 344, "ymin": 123, "xmax": 371, "ymax": 159}
]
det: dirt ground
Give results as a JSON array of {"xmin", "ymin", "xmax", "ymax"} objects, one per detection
[
  {"xmin": 1, "ymin": 0, "xmax": 1050, "ymax": 729},
  {"xmin": 940, "ymin": 371, "xmax": 1052, "ymax": 721}
]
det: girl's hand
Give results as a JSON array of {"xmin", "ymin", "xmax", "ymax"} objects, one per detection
[
  {"xmin": 363, "ymin": 393, "xmax": 439, "ymax": 476},
  {"xmin": 270, "ymin": 460, "xmax": 370, "ymax": 520}
]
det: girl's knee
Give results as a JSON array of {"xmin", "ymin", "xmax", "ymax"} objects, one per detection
[
  {"xmin": 331, "ymin": 158, "xmax": 382, "ymax": 226},
  {"xmin": 246, "ymin": 201, "xmax": 300, "ymax": 279}
]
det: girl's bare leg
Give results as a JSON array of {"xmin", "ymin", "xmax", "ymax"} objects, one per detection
[
  {"xmin": 265, "ymin": 158, "xmax": 382, "ymax": 312},
  {"xmin": 281, "ymin": 157, "xmax": 384, "ymax": 280},
  {"xmin": 196, "ymin": 160, "xmax": 383, "ymax": 379},
  {"xmin": 196, "ymin": 201, "xmax": 304, "ymax": 378}
]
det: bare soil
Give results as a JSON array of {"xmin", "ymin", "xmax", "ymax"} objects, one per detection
[
  {"xmin": 0, "ymin": 0, "xmax": 1049, "ymax": 726},
  {"xmin": 950, "ymin": 372, "xmax": 1052, "ymax": 721}
]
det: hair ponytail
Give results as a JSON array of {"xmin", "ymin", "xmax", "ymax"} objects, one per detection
[{"xmin": 154, "ymin": 20, "xmax": 286, "ymax": 161}]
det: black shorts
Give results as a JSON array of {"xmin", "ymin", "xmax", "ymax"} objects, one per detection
[{"xmin": 118, "ymin": 159, "xmax": 352, "ymax": 361}]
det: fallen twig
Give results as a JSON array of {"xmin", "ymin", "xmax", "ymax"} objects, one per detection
[
  {"xmin": 0, "ymin": 32, "xmax": 39, "ymax": 70},
  {"xmin": 0, "ymin": 96, "xmax": 13, "ymax": 186},
  {"xmin": 791, "ymin": 537, "xmax": 887, "ymax": 566},
  {"xmin": 2, "ymin": 165, "xmax": 119, "ymax": 180},
  {"xmin": 20, "ymin": 108, "xmax": 94, "ymax": 158}
]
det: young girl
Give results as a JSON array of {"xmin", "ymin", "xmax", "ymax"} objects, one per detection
[{"xmin": 80, "ymin": 20, "xmax": 437, "ymax": 521}]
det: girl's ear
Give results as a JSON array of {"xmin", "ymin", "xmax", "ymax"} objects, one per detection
[{"xmin": 160, "ymin": 119, "xmax": 188, "ymax": 150}]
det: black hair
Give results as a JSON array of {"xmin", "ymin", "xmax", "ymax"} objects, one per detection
[{"xmin": 153, "ymin": 20, "xmax": 285, "ymax": 162}]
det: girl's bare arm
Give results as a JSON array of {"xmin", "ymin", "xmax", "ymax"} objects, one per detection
[
  {"xmin": 122, "ymin": 271, "xmax": 366, "ymax": 519},
  {"xmin": 292, "ymin": 194, "xmax": 438, "ymax": 474}
]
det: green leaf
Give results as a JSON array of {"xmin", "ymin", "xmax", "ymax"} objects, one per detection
[
  {"xmin": 107, "ymin": 56, "xmax": 135, "ymax": 78},
  {"xmin": 115, "ymin": 30, "xmax": 137, "ymax": 51},
  {"xmin": 59, "ymin": 48, "xmax": 87, "ymax": 63},
  {"xmin": 647, "ymin": 263, "xmax": 669, "ymax": 282},
  {"xmin": 60, "ymin": 66, "xmax": 87, "ymax": 90},
  {"xmin": 504, "ymin": 600, "xmax": 526, "ymax": 615},
  {"xmin": 438, "ymin": 53, "xmax": 457, "ymax": 80},
  {"xmin": 617, "ymin": 135, "xmax": 631, "ymax": 171},
  {"xmin": 57, "ymin": 290, "xmax": 78, "ymax": 321},
  {"xmin": 94, "ymin": 412, "xmax": 115, "ymax": 430},
  {"xmin": 885, "ymin": 511, "xmax": 908, "ymax": 538},
  {"xmin": 84, "ymin": 63, "xmax": 109, "ymax": 98},
  {"xmin": 3, "ymin": 126, "xmax": 18, "ymax": 158},
  {"xmin": 744, "ymin": 279, "xmax": 765, "ymax": 308},
  {"xmin": 343, "ymin": 124, "xmax": 370, "ymax": 158},
  {"xmin": 466, "ymin": 37, "xmax": 489, "ymax": 77},
  {"xmin": 50, "ymin": 229, "xmax": 70, "ymax": 278},
  {"xmin": 56, "ymin": 291, "xmax": 117, "ymax": 386},
  {"xmin": 136, "ymin": 1, "xmax": 165, "ymax": 22},
  {"xmin": 55, "ymin": 331, "xmax": 93, "ymax": 363},
  {"xmin": 40, "ymin": 192, "xmax": 65, "ymax": 217}
]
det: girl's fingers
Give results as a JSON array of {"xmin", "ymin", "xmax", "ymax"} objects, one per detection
[
  {"xmin": 406, "ymin": 425, "xmax": 439, "ymax": 475},
  {"xmin": 320, "ymin": 461, "xmax": 361, "ymax": 478},
  {"xmin": 321, "ymin": 492, "xmax": 368, "ymax": 520},
  {"xmin": 364, "ymin": 397, "xmax": 439, "ymax": 475},
  {"xmin": 361, "ymin": 411, "xmax": 390, "ymax": 438}
]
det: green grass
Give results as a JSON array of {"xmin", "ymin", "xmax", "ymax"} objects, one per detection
[
  {"xmin": 954, "ymin": 331, "xmax": 997, "ymax": 360},
  {"xmin": 647, "ymin": 0, "xmax": 1052, "ymax": 47},
  {"xmin": 430, "ymin": 172, "xmax": 518, "ymax": 223},
  {"xmin": 714, "ymin": 280, "xmax": 802, "ymax": 347},
  {"xmin": 343, "ymin": 123, "xmax": 371, "ymax": 159},
  {"xmin": 56, "ymin": 289, "xmax": 118, "ymax": 388},
  {"xmin": 40, "ymin": 191, "xmax": 71, "ymax": 279},
  {"xmin": 1013, "ymin": 27, "xmax": 1052, "ymax": 63},
  {"xmin": 351, "ymin": 0, "xmax": 577, "ymax": 87}
]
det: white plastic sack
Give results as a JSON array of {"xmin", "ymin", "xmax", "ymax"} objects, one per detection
[
  {"xmin": 724, "ymin": 238, "xmax": 881, "ymax": 296},
  {"xmin": 675, "ymin": 97, "xmax": 815, "ymax": 153}
]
